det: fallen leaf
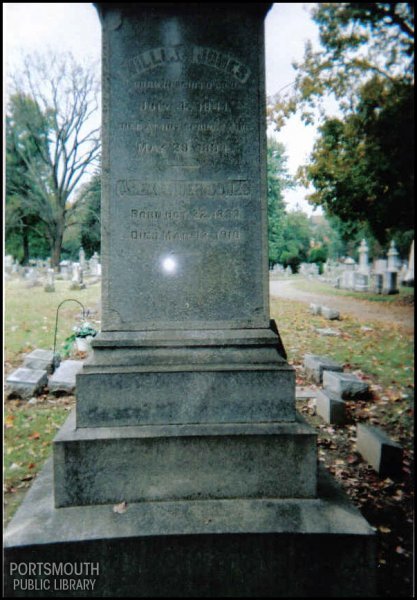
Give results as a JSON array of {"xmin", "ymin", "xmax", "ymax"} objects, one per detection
[
  {"xmin": 5, "ymin": 415, "xmax": 15, "ymax": 429},
  {"xmin": 378, "ymin": 526, "xmax": 391, "ymax": 534},
  {"xmin": 113, "ymin": 501, "xmax": 128, "ymax": 514},
  {"xmin": 29, "ymin": 432, "xmax": 40, "ymax": 440}
]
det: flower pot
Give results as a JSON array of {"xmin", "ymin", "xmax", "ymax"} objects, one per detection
[{"xmin": 74, "ymin": 336, "xmax": 92, "ymax": 352}]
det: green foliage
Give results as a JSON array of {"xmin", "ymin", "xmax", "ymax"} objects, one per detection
[
  {"xmin": 79, "ymin": 173, "xmax": 101, "ymax": 257},
  {"xmin": 266, "ymin": 139, "xmax": 293, "ymax": 266},
  {"xmin": 301, "ymin": 79, "xmax": 414, "ymax": 246},
  {"xmin": 276, "ymin": 210, "xmax": 311, "ymax": 272},
  {"xmin": 268, "ymin": 3, "xmax": 414, "ymax": 126},
  {"xmin": 308, "ymin": 245, "xmax": 328, "ymax": 267},
  {"xmin": 309, "ymin": 214, "xmax": 347, "ymax": 259},
  {"xmin": 6, "ymin": 94, "xmax": 51, "ymax": 262},
  {"xmin": 268, "ymin": 3, "xmax": 414, "ymax": 248}
]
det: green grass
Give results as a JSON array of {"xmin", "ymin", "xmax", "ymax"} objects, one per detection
[
  {"xmin": 271, "ymin": 296, "xmax": 414, "ymax": 388},
  {"xmin": 292, "ymin": 278, "xmax": 414, "ymax": 303},
  {"xmin": 4, "ymin": 278, "xmax": 101, "ymax": 525},
  {"xmin": 4, "ymin": 278, "xmax": 101, "ymax": 367},
  {"xmin": 4, "ymin": 398, "xmax": 75, "ymax": 523},
  {"xmin": 4, "ymin": 277, "xmax": 414, "ymax": 524},
  {"xmin": 271, "ymin": 296, "xmax": 414, "ymax": 446}
]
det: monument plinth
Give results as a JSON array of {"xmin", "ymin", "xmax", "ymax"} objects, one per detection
[{"xmin": 4, "ymin": 4, "xmax": 375, "ymax": 597}]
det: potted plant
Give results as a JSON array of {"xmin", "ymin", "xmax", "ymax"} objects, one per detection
[{"xmin": 62, "ymin": 322, "xmax": 98, "ymax": 356}]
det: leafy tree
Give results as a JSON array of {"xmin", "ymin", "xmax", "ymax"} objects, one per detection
[
  {"xmin": 79, "ymin": 172, "xmax": 101, "ymax": 257},
  {"xmin": 298, "ymin": 79, "xmax": 413, "ymax": 246},
  {"xmin": 266, "ymin": 138, "xmax": 294, "ymax": 267},
  {"xmin": 267, "ymin": 4, "xmax": 414, "ymax": 248},
  {"xmin": 268, "ymin": 3, "xmax": 413, "ymax": 126},
  {"xmin": 308, "ymin": 214, "xmax": 346, "ymax": 259},
  {"xmin": 276, "ymin": 210, "xmax": 311, "ymax": 273},
  {"xmin": 6, "ymin": 94, "xmax": 51, "ymax": 262},
  {"xmin": 7, "ymin": 52, "xmax": 100, "ymax": 267}
]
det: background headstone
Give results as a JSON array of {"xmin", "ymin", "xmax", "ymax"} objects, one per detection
[{"xmin": 44, "ymin": 268, "xmax": 55, "ymax": 292}]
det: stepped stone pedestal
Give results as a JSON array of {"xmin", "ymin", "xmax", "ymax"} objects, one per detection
[{"xmin": 4, "ymin": 3, "xmax": 375, "ymax": 597}]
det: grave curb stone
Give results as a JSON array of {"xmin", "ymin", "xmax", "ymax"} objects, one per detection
[
  {"xmin": 321, "ymin": 306, "xmax": 340, "ymax": 320},
  {"xmin": 303, "ymin": 354, "xmax": 343, "ymax": 384},
  {"xmin": 23, "ymin": 349, "xmax": 61, "ymax": 375},
  {"xmin": 6, "ymin": 368, "xmax": 48, "ymax": 399},
  {"xmin": 48, "ymin": 360, "xmax": 84, "ymax": 394},
  {"xmin": 315, "ymin": 389, "xmax": 346, "ymax": 426},
  {"xmin": 310, "ymin": 303, "xmax": 322, "ymax": 315},
  {"xmin": 356, "ymin": 423, "xmax": 403, "ymax": 479},
  {"xmin": 323, "ymin": 371, "xmax": 370, "ymax": 400}
]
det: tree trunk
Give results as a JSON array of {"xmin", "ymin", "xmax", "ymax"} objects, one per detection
[
  {"xmin": 22, "ymin": 224, "xmax": 30, "ymax": 265},
  {"xmin": 50, "ymin": 220, "xmax": 65, "ymax": 269}
]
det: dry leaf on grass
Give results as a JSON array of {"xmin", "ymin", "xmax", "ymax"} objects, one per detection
[{"xmin": 113, "ymin": 501, "xmax": 128, "ymax": 514}]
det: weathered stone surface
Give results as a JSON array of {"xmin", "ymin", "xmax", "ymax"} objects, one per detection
[
  {"xmin": 321, "ymin": 306, "xmax": 340, "ymax": 320},
  {"xmin": 22, "ymin": 349, "xmax": 60, "ymax": 374},
  {"xmin": 303, "ymin": 353, "xmax": 343, "ymax": 383},
  {"xmin": 4, "ymin": 458, "xmax": 376, "ymax": 598},
  {"xmin": 6, "ymin": 368, "xmax": 48, "ymax": 399},
  {"xmin": 295, "ymin": 386, "xmax": 317, "ymax": 400},
  {"xmin": 315, "ymin": 327, "xmax": 341, "ymax": 337},
  {"xmin": 315, "ymin": 389, "xmax": 346, "ymax": 426},
  {"xmin": 97, "ymin": 4, "xmax": 270, "ymax": 332},
  {"xmin": 77, "ymin": 326, "xmax": 293, "ymax": 426},
  {"xmin": 356, "ymin": 423, "xmax": 403, "ymax": 479},
  {"xmin": 54, "ymin": 411, "xmax": 317, "ymax": 507},
  {"xmin": 354, "ymin": 272, "xmax": 370, "ymax": 292},
  {"xmin": 323, "ymin": 371, "xmax": 370, "ymax": 400},
  {"xmin": 48, "ymin": 360, "xmax": 84, "ymax": 394},
  {"xmin": 77, "ymin": 365, "xmax": 295, "ymax": 427},
  {"xmin": 382, "ymin": 271, "xmax": 399, "ymax": 295},
  {"xmin": 3, "ymin": 3, "xmax": 377, "ymax": 596},
  {"xmin": 310, "ymin": 303, "xmax": 322, "ymax": 315}
]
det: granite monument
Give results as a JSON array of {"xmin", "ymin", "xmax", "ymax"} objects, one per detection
[{"xmin": 4, "ymin": 4, "xmax": 375, "ymax": 597}]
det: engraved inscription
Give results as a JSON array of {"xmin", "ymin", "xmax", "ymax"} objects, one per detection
[
  {"xmin": 134, "ymin": 80, "xmax": 241, "ymax": 91},
  {"xmin": 117, "ymin": 180, "xmax": 251, "ymax": 197},
  {"xmin": 129, "ymin": 229, "xmax": 242, "ymax": 242},
  {"xmin": 136, "ymin": 141, "xmax": 231, "ymax": 156},
  {"xmin": 137, "ymin": 100, "xmax": 232, "ymax": 114},
  {"xmin": 119, "ymin": 121, "xmax": 249, "ymax": 134},
  {"xmin": 130, "ymin": 208, "xmax": 242, "ymax": 221},
  {"xmin": 128, "ymin": 45, "xmax": 251, "ymax": 84}
]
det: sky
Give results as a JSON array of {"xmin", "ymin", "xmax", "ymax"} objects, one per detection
[{"xmin": 4, "ymin": 2, "xmax": 323, "ymax": 214}]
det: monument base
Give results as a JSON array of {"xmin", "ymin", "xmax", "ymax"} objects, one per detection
[
  {"xmin": 75, "ymin": 325, "xmax": 295, "ymax": 427},
  {"xmin": 53, "ymin": 411, "xmax": 317, "ymax": 507},
  {"xmin": 4, "ymin": 459, "xmax": 376, "ymax": 598}
]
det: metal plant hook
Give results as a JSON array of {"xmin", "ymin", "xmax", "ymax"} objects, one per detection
[{"xmin": 53, "ymin": 299, "xmax": 87, "ymax": 356}]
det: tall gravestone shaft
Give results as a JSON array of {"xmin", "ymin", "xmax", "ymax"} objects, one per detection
[
  {"xmin": 4, "ymin": 4, "xmax": 375, "ymax": 597},
  {"xmin": 100, "ymin": 4, "xmax": 269, "ymax": 330},
  {"xmin": 74, "ymin": 3, "xmax": 295, "ymax": 432}
]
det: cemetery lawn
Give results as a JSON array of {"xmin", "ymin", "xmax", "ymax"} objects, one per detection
[
  {"xmin": 4, "ymin": 278, "xmax": 101, "ymax": 525},
  {"xmin": 271, "ymin": 296, "xmax": 414, "ymax": 448},
  {"xmin": 293, "ymin": 278, "xmax": 415, "ymax": 304},
  {"xmin": 272, "ymin": 296, "xmax": 414, "ymax": 597},
  {"xmin": 4, "ymin": 281, "xmax": 414, "ymax": 595},
  {"xmin": 4, "ymin": 278, "xmax": 101, "ymax": 368}
]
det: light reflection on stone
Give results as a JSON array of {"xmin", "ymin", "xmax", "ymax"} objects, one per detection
[{"xmin": 162, "ymin": 256, "xmax": 177, "ymax": 274}]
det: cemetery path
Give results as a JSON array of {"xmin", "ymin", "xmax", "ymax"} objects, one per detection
[{"xmin": 269, "ymin": 278, "xmax": 414, "ymax": 333}]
